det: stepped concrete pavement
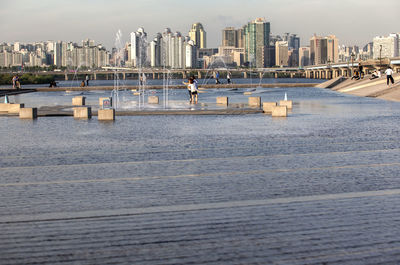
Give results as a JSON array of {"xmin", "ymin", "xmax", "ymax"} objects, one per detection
[
  {"xmin": 320, "ymin": 73, "xmax": 400, "ymax": 101},
  {"xmin": 3, "ymin": 138, "xmax": 400, "ymax": 264}
]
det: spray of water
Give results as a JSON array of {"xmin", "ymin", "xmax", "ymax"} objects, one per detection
[{"xmin": 111, "ymin": 29, "xmax": 124, "ymax": 109}]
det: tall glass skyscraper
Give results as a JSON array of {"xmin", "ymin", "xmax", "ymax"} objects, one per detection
[{"xmin": 244, "ymin": 18, "xmax": 270, "ymax": 68}]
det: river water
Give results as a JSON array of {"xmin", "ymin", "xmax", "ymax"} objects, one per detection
[{"xmin": 2, "ymin": 82, "xmax": 400, "ymax": 264}]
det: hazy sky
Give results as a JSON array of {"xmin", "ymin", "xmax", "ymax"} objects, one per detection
[{"xmin": 1, "ymin": 0, "xmax": 399, "ymax": 49}]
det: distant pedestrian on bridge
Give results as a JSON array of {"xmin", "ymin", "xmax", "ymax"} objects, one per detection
[
  {"xmin": 385, "ymin": 66, "xmax": 394, "ymax": 86},
  {"xmin": 85, "ymin": 75, "xmax": 89, "ymax": 86}
]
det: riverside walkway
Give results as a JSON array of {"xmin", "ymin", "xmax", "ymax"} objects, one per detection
[{"xmin": 318, "ymin": 73, "xmax": 400, "ymax": 101}]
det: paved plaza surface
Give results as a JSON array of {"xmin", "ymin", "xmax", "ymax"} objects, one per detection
[{"xmin": 2, "ymin": 86, "xmax": 400, "ymax": 264}]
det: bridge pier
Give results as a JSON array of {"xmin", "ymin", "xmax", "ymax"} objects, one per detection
[
  {"xmin": 274, "ymin": 72, "xmax": 278, "ymax": 79},
  {"xmin": 290, "ymin": 73, "xmax": 295, "ymax": 78},
  {"xmin": 182, "ymin": 71, "xmax": 187, "ymax": 79},
  {"xmin": 243, "ymin": 72, "xmax": 247, "ymax": 79},
  {"xmin": 93, "ymin": 73, "xmax": 97, "ymax": 80},
  {"xmin": 197, "ymin": 71, "xmax": 202, "ymax": 79},
  {"xmin": 122, "ymin": 72, "xmax": 126, "ymax": 80},
  {"xmin": 64, "ymin": 73, "xmax": 68, "ymax": 81},
  {"xmin": 259, "ymin": 72, "xmax": 263, "ymax": 79}
]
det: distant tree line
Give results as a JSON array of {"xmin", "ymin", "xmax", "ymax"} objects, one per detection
[{"xmin": 0, "ymin": 73, "xmax": 55, "ymax": 86}]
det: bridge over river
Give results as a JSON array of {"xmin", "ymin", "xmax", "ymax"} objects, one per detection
[{"xmin": 4, "ymin": 58, "xmax": 400, "ymax": 81}]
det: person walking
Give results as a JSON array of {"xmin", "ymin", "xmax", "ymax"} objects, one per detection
[
  {"xmin": 385, "ymin": 66, "xmax": 394, "ymax": 86},
  {"xmin": 85, "ymin": 75, "xmax": 89, "ymax": 86},
  {"xmin": 215, "ymin": 71, "xmax": 220, "ymax": 84},
  {"xmin": 227, "ymin": 72, "xmax": 232, "ymax": 84}
]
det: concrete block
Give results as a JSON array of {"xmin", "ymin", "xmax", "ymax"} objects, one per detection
[
  {"xmin": 73, "ymin": 107, "xmax": 91, "ymax": 119},
  {"xmin": 19, "ymin": 107, "xmax": 37, "ymax": 119},
  {"xmin": 216, "ymin": 97, "xmax": 229, "ymax": 105},
  {"xmin": 0, "ymin": 103, "xmax": 9, "ymax": 112},
  {"xmin": 98, "ymin": 109, "xmax": 115, "ymax": 121},
  {"xmin": 272, "ymin": 106, "xmax": 287, "ymax": 117},
  {"xmin": 9, "ymin": 103, "xmax": 25, "ymax": 114},
  {"xmin": 262, "ymin": 102, "xmax": 277, "ymax": 113},
  {"xmin": 148, "ymin": 96, "xmax": 159, "ymax": 104},
  {"xmin": 279, "ymin": 100, "xmax": 293, "ymax": 109},
  {"xmin": 248, "ymin": 97, "xmax": 261, "ymax": 108},
  {"xmin": 72, "ymin": 96, "xmax": 85, "ymax": 106},
  {"xmin": 99, "ymin": 97, "xmax": 112, "ymax": 107},
  {"xmin": 0, "ymin": 103, "xmax": 25, "ymax": 114}
]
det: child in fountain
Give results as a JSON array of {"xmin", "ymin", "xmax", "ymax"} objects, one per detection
[
  {"xmin": 189, "ymin": 78, "xmax": 198, "ymax": 104},
  {"xmin": 183, "ymin": 77, "xmax": 193, "ymax": 103}
]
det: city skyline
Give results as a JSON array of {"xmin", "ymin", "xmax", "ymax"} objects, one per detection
[{"xmin": 1, "ymin": 0, "xmax": 399, "ymax": 49}]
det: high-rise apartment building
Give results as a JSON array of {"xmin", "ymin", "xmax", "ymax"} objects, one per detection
[
  {"xmin": 150, "ymin": 33, "xmax": 162, "ymax": 67},
  {"xmin": 283, "ymin": 33, "xmax": 300, "ymax": 50},
  {"xmin": 299, "ymin": 47, "xmax": 310, "ymax": 67},
  {"xmin": 222, "ymin": 27, "xmax": 245, "ymax": 48},
  {"xmin": 130, "ymin": 27, "xmax": 148, "ymax": 67},
  {"xmin": 0, "ymin": 40, "xmax": 109, "ymax": 68},
  {"xmin": 244, "ymin": 18, "xmax": 270, "ymax": 68},
  {"xmin": 222, "ymin": 27, "xmax": 237, "ymax": 47},
  {"xmin": 310, "ymin": 34, "xmax": 338, "ymax": 65},
  {"xmin": 326, "ymin": 35, "xmax": 339, "ymax": 64},
  {"xmin": 185, "ymin": 40, "xmax": 197, "ymax": 68},
  {"xmin": 189, "ymin": 23, "xmax": 206, "ymax": 49},
  {"xmin": 275, "ymin": 41, "xmax": 288, "ymax": 67},
  {"xmin": 373, "ymin": 34, "xmax": 399, "ymax": 59},
  {"xmin": 154, "ymin": 28, "xmax": 197, "ymax": 69}
]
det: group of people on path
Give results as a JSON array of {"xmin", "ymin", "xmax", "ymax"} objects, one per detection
[
  {"xmin": 12, "ymin": 75, "xmax": 21, "ymax": 89},
  {"xmin": 183, "ymin": 76, "xmax": 198, "ymax": 104},
  {"xmin": 80, "ymin": 75, "xmax": 91, "ymax": 87},
  {"xmin": 352, "ymin": 64, "xmax": 396, "ymax": 86},
  {"xmin": 214, "ymin": 71, "xmax": 232, "ymax": 84}
]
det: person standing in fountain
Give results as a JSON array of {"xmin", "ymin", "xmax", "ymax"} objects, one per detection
[
  {"xmin": 85, "ymin": 75, "xmax": 89, "ymax": 86},
  {"xmin": 189, "ymin": 78, "xmax": 198, "ymax": 104},
  {"xmin": 385, "ymin": 66, "xmax": 394, "ymax": 86},
  {"xmin": 182, "ymin": 77, "xmax": 193, "ymax": 103},
  {"xmin": 191, "ymin": 75, "xmax": 198, "ymax": 91},
  {"xmin": 142, "ymin": 73, "xmax": 147, "ymax": 85}
]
